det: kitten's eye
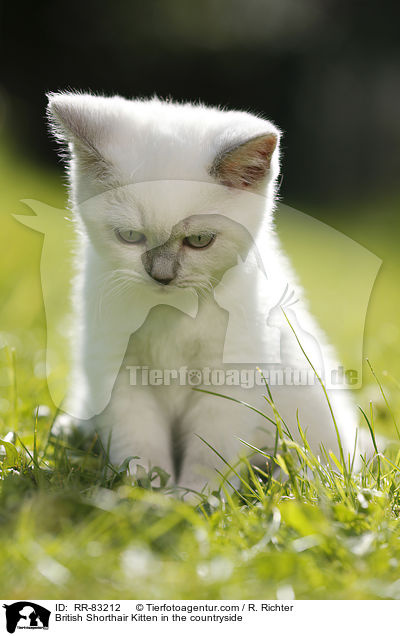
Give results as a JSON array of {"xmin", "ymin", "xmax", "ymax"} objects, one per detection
[
  {"xmin": 116, "ymin": 229, "xmax": 146, "ymax": 244},
  {"xmin": 184, "ymin": 232, "xmax": 215, "ymax": 249}
]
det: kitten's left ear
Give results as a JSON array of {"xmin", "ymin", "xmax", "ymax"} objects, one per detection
[
  {"xmin": 46, "ymin": 92, "xmax": 117, "ymax": 179},
  {"xmin": 210, "ymin": 133, "xmax": 279, "ymax": 190}
]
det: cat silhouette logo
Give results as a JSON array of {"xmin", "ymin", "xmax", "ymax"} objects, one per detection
[
  {"xmin": 2, "ymin": 602, "xmax": 50, "ymax": 633},
  {"xmin": 14, "ymin": 189, "xmax": 381, "ymax": 418}
]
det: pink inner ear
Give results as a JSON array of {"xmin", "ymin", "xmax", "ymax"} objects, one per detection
[
  {"xmin": 211, "ymin": 133, "xmax": 278, "ymax": 190},
  {"xmin": 239, "ymin": 162, "xmax": 270, "ymax": 189},
  {"xmin": 257, "ymin": 135, "xmax": 278, "ymax": 164}
]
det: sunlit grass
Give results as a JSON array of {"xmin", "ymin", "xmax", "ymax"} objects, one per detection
[{"xmin": 1, "ymin": 347, "xmax": 400, "ymax": 600}]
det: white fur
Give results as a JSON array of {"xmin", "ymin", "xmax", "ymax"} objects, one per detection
[{"xmin": 48, "ymin": 93, "xmax": 365, "ymax": 494}]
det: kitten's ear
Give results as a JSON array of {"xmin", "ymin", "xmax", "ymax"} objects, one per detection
[
  {"xmin": 210, "ymin": 133, "xmax": 279, "ymax": 190},
  {"xmin": 46, "ymin": 92, "xmax": 114, "ymax": 178}
]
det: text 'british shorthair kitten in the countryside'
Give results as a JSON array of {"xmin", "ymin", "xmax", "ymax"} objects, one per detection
[{"xmin": 47, "ymin": 92, "xmax": 369, "ymax": 497}]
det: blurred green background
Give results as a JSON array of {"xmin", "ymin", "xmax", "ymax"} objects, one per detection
[{"xmin": 0, "ymin": 0, "xmax": 399, "ymax": 431}]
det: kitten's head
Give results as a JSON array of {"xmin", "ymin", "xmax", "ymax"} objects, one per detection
[{"xmin": 47, "ymin": 92, "xmax": 281, "ymax": 292}]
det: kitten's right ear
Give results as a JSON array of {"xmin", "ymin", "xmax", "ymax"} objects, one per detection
[
  {"xmin": 46, "ymin": 92, "xmax": 114, "ymax": 178},
  {"xmin": 210, "ymin": 132, "xmax": 279, "ymax": 191}
]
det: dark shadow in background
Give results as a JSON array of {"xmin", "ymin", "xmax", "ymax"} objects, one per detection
[{"xmin": 1, "ymin": 0, "xmax": 399, "ymax": 208}]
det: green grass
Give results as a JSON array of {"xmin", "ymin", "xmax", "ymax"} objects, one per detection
[
  {"xmin": 1, "ymin": 135, "xmax": 400, "ymax": 600},
  {"xmin": 1, "ymin": 361, "xmax": 400, "ymax": 600}
]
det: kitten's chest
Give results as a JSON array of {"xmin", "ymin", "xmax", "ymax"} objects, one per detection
[{"xmin": 124, "ymin": 300, "xmax": 228, "ymax": 368}]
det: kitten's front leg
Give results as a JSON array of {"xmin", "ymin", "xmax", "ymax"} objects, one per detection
[
  {"xmin": 95, "ymin": 386, "xmax": 175, "ymax": 483},
  {"xmin": 177, "ymin": 394, "xmax": 261, "ymax": 495}
]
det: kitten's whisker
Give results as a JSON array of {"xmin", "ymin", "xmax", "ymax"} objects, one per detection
[{"xmin": 95, "ymin": 269, "xmax": 147, "ymax": 320}]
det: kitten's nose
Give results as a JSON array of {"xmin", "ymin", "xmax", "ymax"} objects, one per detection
[
  {"xmin": 151, "ymin": 273, "xmax": 174, "ymax": 285},
  {"xmin": 142, "ymin": 246, "xmax": 178, "ymax": 286}
]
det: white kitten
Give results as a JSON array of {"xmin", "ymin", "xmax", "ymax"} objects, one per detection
[{"xmin": 47, "ymin": 92, "xmax": 365, "ymax": 494}]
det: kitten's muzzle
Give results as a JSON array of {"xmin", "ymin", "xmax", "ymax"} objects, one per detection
[{"xmin": 142, "ymin": 245, "xmax": 179, "ymax": 285}]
